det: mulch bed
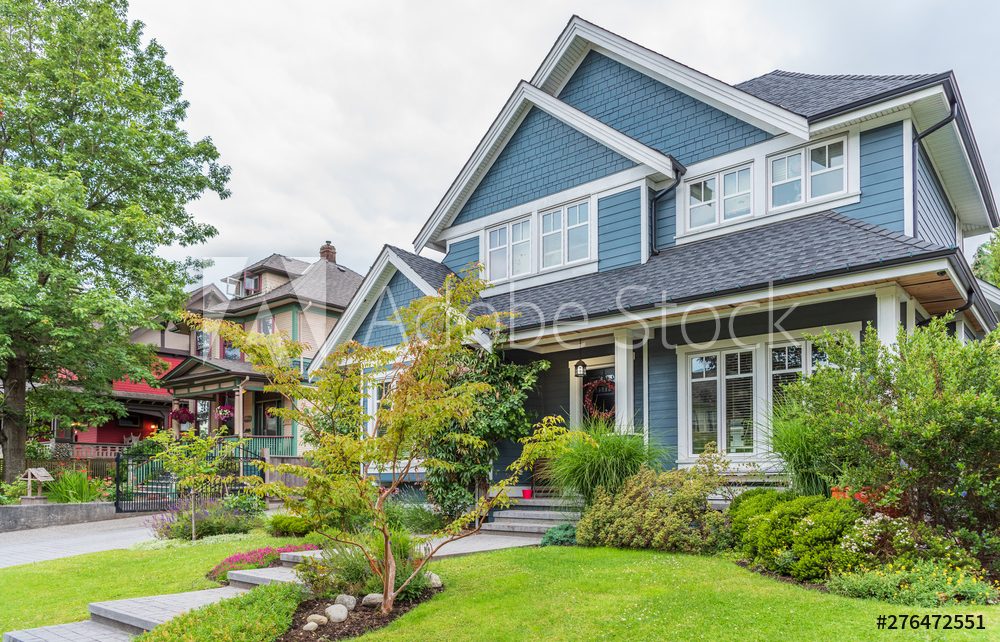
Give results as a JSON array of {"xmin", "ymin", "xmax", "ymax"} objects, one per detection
[{"xmin": 278, "ymin": 590, "xmax": 438, "ymax": 641}]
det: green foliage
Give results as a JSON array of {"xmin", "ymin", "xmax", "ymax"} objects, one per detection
[
  {"xmin": 0, "ymin": 480, "xmax": 26, "ymax": 505},
  {"xmin": 425, "ymin": 347, "xmax": 549, "ymax": 518},
  {"xmin": 23, "ymin": 440, "xmax": 51, "ymax": 461},
  {"xmin": 828, "ymin": 559, "xmax": 998, "ymax": 607},
  {"xmin": 385, "ymin": 500, "xmax": 445, "ymax": 534},
  {"xmin": 153, "ymin": 500, "xmax": 259, "ymax": 541},
  {"xmin": 545, "ymin": 418, "xmax": 662, "ymax": 506},
  {"xmin": 771, "ymin": 319, "xmax": 1000, "ymax": 565},
  {"xmin": 833, "ymin": 513, "xmax": 980, "ymax": 574},
  {"xmin": 727, "ymin": 489, "xmax": 796, "ymax": 546},
  {"xmin": 768, "ymin": 403, "xmax": 828, "ymax": 496},
  {"xmin": 541, "ymin": 523, "xmax": 577, "ymax": 547},
  {"xmin": 0, "ymin": 0, "xmax": 228, "ymax": 483},
  {"xmin": 787, "ymin": 499, "xmax": 863, "ymax": 581},
  {"xmin": 267, "ymin": 513, "xmax": 312, "ymax": 538},
  {"xmin": 123, "ymin": 439, "xmax": 165, "ymax": 457},
  {"xmin": 45, "ymin": 470, "xmax": 105, "ymax": 503},
  {"xmin": 973, "ymin": 228, "xmax": 1000, "ymax": 286},
  {"xmin": 137, "ymin": 581, "xmax": 303, "ymax": 642},
  {"xmin": 744, "ymin": 495, "xmax": 825, "ymax": 570},
  {"xmin": 222, "ymin": 493, "xmax": 266, "ymax": 518},
  {"xmin": 576, "ymin": 449, "xmax": 729, "ymax": 554}
]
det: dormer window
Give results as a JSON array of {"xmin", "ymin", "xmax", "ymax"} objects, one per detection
[
  {"xmin": 687, "ymin": 164, "xmax": 753, "ymax": 230},
  {"xmin": 241, "ymin": 274, "xmax": 260, "ymax": 297},
  {"xmin": 769, "ymin": 137, "xmax": 847, "ymax": 210}
]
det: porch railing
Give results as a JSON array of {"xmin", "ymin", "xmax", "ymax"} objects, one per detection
[{"xmin": 71, "ymin": 443, "xmax": 127, "ymax": 459}]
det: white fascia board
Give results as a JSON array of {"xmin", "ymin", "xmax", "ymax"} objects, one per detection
[
  {"xmin": 532, "ymin": 16, "xmax": 809, "ymax": 139},
  {"xmin": 415, "ymin": 81, "xmax": 676, "ymax": 253},
  {"xmin": 809, "ymin": 86, "xmax": 946, "ymax": 135}
]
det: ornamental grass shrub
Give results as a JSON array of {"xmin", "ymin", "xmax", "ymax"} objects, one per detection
[
  {"xmin": 45, "ymin": 470, "xmax": 107, "ymax": 503},
  {"xmin": 576, "ymin": 449, "xmax": 727, "ymax": 554},
  {"xmin": 828, "ymin": 559, "xmax": 998, "ymax": 607}
]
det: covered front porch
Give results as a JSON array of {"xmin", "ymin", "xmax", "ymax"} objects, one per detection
[{"xmin": 160, "ymin": 357, "xmax": 300, "ymax": 457}]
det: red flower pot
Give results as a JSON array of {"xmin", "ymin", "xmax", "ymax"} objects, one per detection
[{"xmin": 522, "ymin": 489, "xmax": 533, "ymax": 499}]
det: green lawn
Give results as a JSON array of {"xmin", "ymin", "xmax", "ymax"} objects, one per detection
[
  {"xmin": 364, "ymin": 547, "xmax": 1000, "ymax": 642},
  {"xmin": 0, "ymin": 533, "xmax": 299, "ymax": 633}
]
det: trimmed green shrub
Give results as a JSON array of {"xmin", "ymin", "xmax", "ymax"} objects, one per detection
[
  {"xmin": 728, "ymin": 489, "xmax": 795, "ymax": 546},
  {"xmin": 546, "ymin": 418, "xmax": 662, "ymax": 505},
  {"xmin": 222, "ymin": 493, "xmax": 266, "ymax": 517},
  {"xmin": 744, "ymin": 495, "xmax": 824, "ymax": 571},
  {"xmin": 267, "ymin": 513, "xmax": 311, "ymax": 537},
  {"xmin": 576, "ymin": 451, "xmax": 728, "ymax": 554},
  {"xmin": 828, "ymin": 560, "xmax": 998, "ymax": 607},
  {"xmin": 0, "ymin": 481, "xmax": 27, "ymax": 505},
  {"xmin": 833, "ymin": 513, "xmax": 980, "ymax": 574},
  {"xmin": 541, "ymin": 523, "xmax": 577, "ymax": 547},
  {"xmin": 152, "ymin": 500, "xmax": 259, "ymax": 540},
  {"xmin": 788, "ymin": 499, "xmax": 862, "ymax": 581}
]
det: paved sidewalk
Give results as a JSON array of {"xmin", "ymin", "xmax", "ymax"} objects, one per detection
[{"xmin": 0, "ymin": 515, "xmax": 156, "ymax": 568}]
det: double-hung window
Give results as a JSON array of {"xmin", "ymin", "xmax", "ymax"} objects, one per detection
[
  {"xmin": 769, "ymin": 137, "xmax": 846, "ymax": 210},
  {"xmin": 259, "ymin": 315, "xmax": 274, "ymax": 335},
  {"xmin": 541, "ymin": 200, "xmax": 590, "ymax": 270},
  {"xmin": 486, "ymin": 218, "xmax": 531, "ymax": 282},
  {"xmin": 195, "ymin": 330, "xmax": 211, "ymax": 357},
  {"xmin": 687, "ymin": 165, "xmax": 753, "ymax": 230},
  {"xmin": 688, "ymin": 349, "xmax": 755, "ymax": 456}
]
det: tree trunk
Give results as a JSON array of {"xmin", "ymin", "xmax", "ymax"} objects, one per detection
[
  {"xmin": 190, "ymin": 491, "xmax": 197, "ymax": 541},
  {"xmin": 381, "ymin": 532, "xmax": 396, "ymax": 614},
  {"xmin": 1, "ymin": 351, "xmax": 29, "ymax": 484}
]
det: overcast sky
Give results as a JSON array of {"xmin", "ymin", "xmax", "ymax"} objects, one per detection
[{"xmin": 131, "ymin": 0, "xmax": 1000, "ymax": 290}]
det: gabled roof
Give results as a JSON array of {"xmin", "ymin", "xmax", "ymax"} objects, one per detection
[
  {"xmin": 160, "ymin": 356, "xmax": 263, "ymax": 384},
  {"xmin": 226, "ymin": 254, "xmax": 311, "ymax": 281},
  {"xmin": 482, "ymin": 211, "xmax": 977, "ymax": 332},
  {"xmin": 414, "ymin": 81, "xmax": 680, "ymax": 252},
  {"xmin": 210, "ymin": 259, "xmax": 362, "ymax": 315},
  {"xmin": 736, "ymin": 70, "xmax": 947, "ymax": 121}
]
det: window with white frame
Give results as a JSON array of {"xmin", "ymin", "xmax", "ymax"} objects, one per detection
[
  {"xmin": 486, "ymin": 218, "xmax": 531, "ymax": 282},
  {"xmin": 365, "ymin": 381, "xmax": 390, "ymax": 437},
  {"xmin": 688, "ymin": 165, "xmax": 753, "ymax": 230},
  {"xmin": 689, "ymin": 350, "xmax": 757, "ymax": 457},
  {"xmin": 541, "ymin": 200, "xmax": 590, "ymax": 269},
  {"xmin": 259, "ymin": 315, "xmax": 274, "ymax": 335},
  {"xmin": 769, "ymin": 137, "xmax": 846, "ymax": 210}
]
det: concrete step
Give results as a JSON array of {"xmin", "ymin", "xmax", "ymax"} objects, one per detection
[
  {"xmin": 227, "ymin": 565, "xmax": 301, "ymax": 590},
  {"xmin": 490, "ymin": 517, "xmax": 574, "ymax": 527},
  {"xmin": 89, "ymin": 587, "xmax": 246, "ymax": 634},
  {"xmin": 4, "ymin": 620, "xmax": 133, "ymax": 642},
  {"xmin": 480, "ymin": 520, "xmax": 560, "ymax": 535},
  {"xmin": 500, "ymin": 497, "xmax": 581, "ymax": 509},
  {"xmin": 492, "ymin": 509, "xmax": 580, "ymax": 521},
  {"xmin": 280, "ymin": 549, "xmax": 323, "ymax": 567}
]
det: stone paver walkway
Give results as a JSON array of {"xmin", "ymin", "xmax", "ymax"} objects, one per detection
[{"xmin": 0, "ymin": 515, "xmax": 155, "ymax": 568}]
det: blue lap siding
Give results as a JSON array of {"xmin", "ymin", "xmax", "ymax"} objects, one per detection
[
  {"xmin": 454, "ymin": 107, "xmax": 635, "ymax": 225},
  {"xmin": 838, "ymin": 122, "xmax": 905, "ymax": 232},
  {"xmin": 443, "ymin": 237, "xmax": 480, "ymax": 274},
  {"xmin": 914, "ymin": 144, "xmax": 957, "ymax": 248},
  {"xmin": 598, "ymin": 187, "xmax": 642, "ymax": 271},
  {"xmin": 352, "ymin": 271, "xmax": 424, "ymax": 347},
  {"xmin": 558, "ymin": 51, "xmax": 771, "ymax": 165}
]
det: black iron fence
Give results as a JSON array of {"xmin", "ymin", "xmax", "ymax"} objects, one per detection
[
  {"xmin": 0, "ymin": 457, "xmax": 116, "ymax": 482},
  {"xmin": 114, "ymin": 443, "xmax": 264, "ymax": 513}
]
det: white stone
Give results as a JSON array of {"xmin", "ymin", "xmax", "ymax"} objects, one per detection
[
  {"xmin": 306, "ymin": 614, "xmax": 328, "ymax": 625},
  {"xmin": 325, "ymin": 603, "xmax": 349, "ymax": 622},
  {"xmin": 302, "ymin": 621, "xmax": 318, "ymax": 632},
  {"xmin": 361, "ymin": 593, "xmax": 383, "ymax": 608},
  {"xmin": 335, "ymin": 593, "xmax": 357, "ymax": 610},
  {"xmin": 426, "ymin": 571, "xmax": 443, "ymax": 589}
]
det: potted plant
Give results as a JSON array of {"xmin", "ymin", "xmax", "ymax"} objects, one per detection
[{"xmin": 169, "ymin": 407, "xmax": 196, "ymax": 430}]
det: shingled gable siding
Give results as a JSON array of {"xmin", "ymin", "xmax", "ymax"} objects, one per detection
[
  {"xmin": 453, "ymin": 107, "xmax": 636, "ymax": 225},
  {"xmin": 914, "ymin": 144, "xmax": 957, "ymax": 248},
  {"xmin": 654, "ymin": 189, "xmax": 677, "ymax": 248},
  {"xmin": 443, "ymin": 237, "xmax": 480, "ymax": 274},
  {"xmin": 598, "ymin": 187, "xmax": 642, "ymax": 271},
  {"xmin": 838, "ymin": 122, "xmax": 905, "ymax": 232},
  {"xmin": 352, "ymin": 271, "xmax": 423, "ymax": 347},
  {"xmin": 558, "ymin": 51, "xmax": 772, "ymax": 166}
]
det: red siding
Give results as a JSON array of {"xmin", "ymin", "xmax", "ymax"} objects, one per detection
[{"xmin": 111, "ymin": 355, "xmax": 184, "ymax": 396}]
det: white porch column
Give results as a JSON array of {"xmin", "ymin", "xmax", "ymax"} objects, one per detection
[
  {"xmin": 613, "ymin": 329, "xmax": 634, "ymax": 432},
  {"xmin": 875, "ymin": 285, "xmax": 902, "ymax": 345},
  {"xmin": 234, "ymin": 385, "xmax": 244, "ymax": 438}
]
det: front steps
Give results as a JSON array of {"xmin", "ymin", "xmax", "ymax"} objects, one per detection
[
  {"xmin": 4, "ymin": 587, "xmax": 246, "ymax": 642},
  {"xmin": 480, "ymin": 496, "xmax": 581, "ymax": 536},
  {"xmin": 227, "ymin": 565, "xmax": 300, "ymax": 589}
]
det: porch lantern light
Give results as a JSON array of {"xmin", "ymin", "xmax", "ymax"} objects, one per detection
[{"xmin": 574, "ymin": 360, "xmax": 588, "ymax": 378}]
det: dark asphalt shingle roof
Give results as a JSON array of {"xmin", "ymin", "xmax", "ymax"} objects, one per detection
[
  {"xmin": 226, "ymin": 254, "xmax": 312, "ymax": 280},
  {"xmin": 736, "ymin": 70, "xmax": 945, "ymax": 120},
  {"xmin": 476, "ymin": 211, "xmax": 951, "ymax": 331},
  {"xmin": 387, "ymin": 246, "xmax": 454, "ymax": 291},
  {"xmin": 211, "ymin": 260, "xmax": 363, "ymax": 314}
]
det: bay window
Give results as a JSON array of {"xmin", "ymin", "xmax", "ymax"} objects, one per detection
[{"xmin": 687, "ymin": 164, "xmax": 753, "ymax": 230}]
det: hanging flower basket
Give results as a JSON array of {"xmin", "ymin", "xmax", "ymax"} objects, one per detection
[
  {"xmin": 215, "ymin": 404, "xmax": 235, "ymax": 423},
  {"xmin": 583, "ymin": 377, "xmax": 616, "ymax": 423},
  {"xmin": 168, "ymin": 407, "xmax": 196, "ymax": 424}
]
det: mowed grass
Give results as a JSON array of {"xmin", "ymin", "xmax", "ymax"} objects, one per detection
[
  {"xmin": 363, "ymin": 547, "xmax": 1000, "ymax": 642},
  {"xmin": 0, "ymin": 532, "xmax": 299, "ymax": 633}
]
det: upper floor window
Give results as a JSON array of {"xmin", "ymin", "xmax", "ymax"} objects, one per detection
[
  {"xmin": 259, "ymin": 316, "xmax": 274, "ymax": 335},
  {"xmin": 769, "ymin": 137, "xmax": 846, "ymax": 210},
  {"xmin": 688, "ymin": 165, "xmax": 753, "ymax": 230},
  {"xmin": 237, "ymin": 273, "xmax": 260, "ymax": 298},
  {"xmin": 221, "ymin": 338, "xmax": 241, "ymax": 361},
  {"xmin": 541, "ymin": 200, "xmax": 590, "ymax": 270},
  {"xmin": 195, "ymin": 330, "xmax": 211, "ymax": 357},
  {"xmin": 487, "ymin": 218, "xmax": 533, "ymax": 282}
]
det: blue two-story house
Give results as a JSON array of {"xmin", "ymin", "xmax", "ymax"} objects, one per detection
[{"xmin": 311, "ymin": 16, "xmax": 999, "ymax": 477}]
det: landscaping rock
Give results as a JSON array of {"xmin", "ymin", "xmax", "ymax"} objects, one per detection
[
  {"xmin": 361, "ymin": 593, "xmax": 383, "ymax": 608},
  {"xmin": 334, "ymin": 594, "xmax": 357, "ymax": 611},
  {"xmin": 302, "ymin": 621, "xmax": 318, "ymax": 632},
  {"xmin": 426, "ymin": 572, "xmax": 443, "ymax": 589},
  {"xmin": 306, "ymin": 614, "xmax": 328, "ymax": 625},
  {"xmin": 325, "ymin": 603, "xmax": 349, "ymax": 622}
]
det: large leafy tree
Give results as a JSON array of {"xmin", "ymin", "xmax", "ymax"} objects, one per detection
[
  {"xmin": 973, "ymin": 229, "xmax": 1000, "ymax": 286},
  {"xmin": 0, "ymin": 0, "xmax": 229, "ymax": 481}
]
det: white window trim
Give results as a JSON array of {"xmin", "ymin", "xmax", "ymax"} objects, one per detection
[
  {"xmin": 540, "ymin": 198, "xmax": 592, "ymax": 273},
  {"xmin": 768, "ymin": 135, "xmax": 849, "ymax": 214},
  {"xmin": 675, "ymin": 322, "xmax": 861, "ymax": 465},
  {"xmin": 684, "ymin": 163, "xmax": 755, "ymax": 233}
]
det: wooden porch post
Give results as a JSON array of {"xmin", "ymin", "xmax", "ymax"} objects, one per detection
[{"xmin": 234, "ymin": 384, "xmax": 244, "ymax": 438}]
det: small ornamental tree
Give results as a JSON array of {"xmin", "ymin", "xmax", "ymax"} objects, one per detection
[
  {"xmin": 770, "ymin": 317, "xmax": 1000, "ymax": 537},
  {"xmin": 189, "ymin": 271, "xmax": 573, "ymax": 613},
  {"xmin": 147, "ymin": 429, "xmax": 258, "ymax": 541}
]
